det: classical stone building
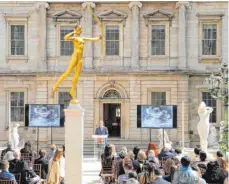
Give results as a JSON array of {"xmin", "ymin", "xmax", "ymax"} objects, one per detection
[{"xmin": 0, "ymin": 1, "xmax": 227, "ymax": 149}]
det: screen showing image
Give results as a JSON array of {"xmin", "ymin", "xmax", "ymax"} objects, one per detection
[
  {"xmin": 28, "ymin": 104, "xmax": 61, "ymax": 127},
  {"xmin": 141, "ymin": 105, "xmax": 173, "ymax": 128}
]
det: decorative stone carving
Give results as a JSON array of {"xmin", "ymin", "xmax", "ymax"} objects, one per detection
[
  {"xmin": 208, "ymin": 124, "xmax": 219, "ymax": 148},
  {"xmin": 82, "ymin": 2, "xmax": 95, "ymax": 10},
  {"xmin": 98, "ymin": 9, "xmax": 128, "ymax": 25},
  {"xmin": 175, "ymin": 1, "xmax": 191, "ymax": 9},
  {"xmin": 128, "ymin": 1, "xmax": 142, "ymax": 9},
  {"xmin": 11, "ymin": 123, "xmax": 20, "ymax": 149},
  {"xmin": 143, "ymin": 9, "xmax": 173, "ymax": 26},
  {"xmin": 157, "ymin": 129, "xmax": 172, "ymax": 150},
  {"xmin": 35, "ymin": 2, "xmax": 50, "ymax": 11},
  {"xmin": 103, "ymin": 89, "xmax": 121, "ymax": 99},
  {"xmin": 52, "ymin": 10, "xmax": 82, "ymax": 26}
]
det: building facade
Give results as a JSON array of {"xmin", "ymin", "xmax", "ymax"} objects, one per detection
[{"xmin": 0, "ymin": 1, "xmax": 227, "ymax": 148}]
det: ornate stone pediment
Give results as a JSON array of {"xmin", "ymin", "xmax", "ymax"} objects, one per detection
[
  {"xmin": 98, "ymin": 9, "xmax": 128, "ymax": 24},
  {"xmin": 52, "ymin": 10, "xmax": 82, "ymax": 26},
  {"xmin": 143, "ymin": 9, "xmax": 173, "ymax": 26}
]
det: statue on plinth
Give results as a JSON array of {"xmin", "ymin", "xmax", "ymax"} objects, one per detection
[
  {"xmin": 11, "ymin": 123, "xmax": 20, "ymax": 149},
  {"xmin": 52, "ymin": 24, "xmax": 102, "ymax": 104},
  {"xmin": 197, "ymin": 102, "xmax": 213, "ymax": 152},
  {"xmin": 157, "ymin": 128, "xmax": 172, "ymax": 150}
]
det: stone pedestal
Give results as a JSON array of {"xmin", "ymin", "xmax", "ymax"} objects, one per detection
[{"xmin": 64, "ymin": 103, "xmax": 85, "ymax": 184}]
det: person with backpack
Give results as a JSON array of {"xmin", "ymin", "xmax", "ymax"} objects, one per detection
[{"xmin": 202, "ymin": 160, "xmax": 220, "ymax": 183}]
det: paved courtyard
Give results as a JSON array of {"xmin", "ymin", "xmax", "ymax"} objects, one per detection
[{"xmin": 83, "ymin": 157, "xmax": 101, "ymax": 184}]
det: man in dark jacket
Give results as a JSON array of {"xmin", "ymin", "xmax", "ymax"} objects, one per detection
[
  {"xmin": 152, "ymin": 167, "xmax": 170, "ymax": 184},
  {"xmin": 34, "ymin": 149, "xmax": 48, "ymax": 179}
]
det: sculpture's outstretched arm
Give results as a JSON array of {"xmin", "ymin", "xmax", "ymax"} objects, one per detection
[
  {"xmin": 83, "ymin": 36, "xmax": 101, "ymax": 42},
  {"xmin": 206, "ymin": 107, "xmax": 213, "ymax": 113},
  {"xmin": 64, "ymin": 32, "xmax": 75, "ymax": 41}
]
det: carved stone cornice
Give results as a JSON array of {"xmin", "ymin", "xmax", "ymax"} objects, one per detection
[
  {"xmin": 82, "ymin": 2, "xmax": 96, "ymax": 10},
  {"xmin": 128, "ymin": 1, "xmax": 142, "ymax": 9}
]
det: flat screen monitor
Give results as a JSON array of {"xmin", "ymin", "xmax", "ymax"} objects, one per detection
[
  {"xmin": 25, "ymin": 104, "xmax": 65, "ymax": 127},
  {"xmin": 137, "ymin": 105, "xmax": 177, "ymax": 128}
]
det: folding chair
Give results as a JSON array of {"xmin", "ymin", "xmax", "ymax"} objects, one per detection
[
  {"xmin": 101, "ymin": 159, "xmax": 115, "ymax": 184},
  {"xmin": 33, "ymin": 164, "xmax": 42, "ymax": 177},
  {"xmin": 13, "ymin": 173, "xmax": 21, "ymax": 184},
  {"xmin": 0, "ymin": 180, "xmax": 14, "ymax": 184},
  {"xmin": 21, "ymin": 153, "xmax": 33, "ymax": 167}
]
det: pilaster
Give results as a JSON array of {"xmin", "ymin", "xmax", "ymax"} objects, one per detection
[
  {"xmin": 128, "ymin": 1, "xmax": 142, "ymax": 69},
  {"xmin": 176, "ymin": 1, "xmax": 191, "ymax": 70},
  {"xmin": 82, "ymin": 2, "xmax": 96, "ymax": 69}
]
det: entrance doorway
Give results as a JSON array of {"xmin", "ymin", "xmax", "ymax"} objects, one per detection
[{"xmin": 103, "ymin": 103, "xmax": 121, "ymax": 137}]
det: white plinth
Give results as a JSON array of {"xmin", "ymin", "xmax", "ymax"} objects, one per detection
[{"xmin": 65, "ymin": 103, "xmax": 85, "ymax": 184}]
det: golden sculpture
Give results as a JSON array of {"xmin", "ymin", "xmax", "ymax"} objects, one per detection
[{"xmin": 52, "ymin": 25, "xmax": 102, "ymax": 103}]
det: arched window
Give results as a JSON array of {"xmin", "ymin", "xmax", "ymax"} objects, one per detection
[{"xmin": 103, "ymin": 89, "xmax": 121, "ymax": 99}]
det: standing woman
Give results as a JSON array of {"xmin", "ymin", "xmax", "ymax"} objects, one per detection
[{"xmin": 47, "ymin": 148, "xmax": 63, "ymax": 184}]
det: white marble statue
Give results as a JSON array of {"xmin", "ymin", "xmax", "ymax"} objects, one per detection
[
  {"xmin": 157, "ymin": 128, "xmax": 172, "ymax": 150},
  {"xmin": 208, "ymin": 124, "xmax": 219, "ymax": 148},
  {"xmin": 11, "ymin": 123, "xmax": 20, "ymax": 149},
  {"xmin": 197, "ymin": 102, "xmax": 213, "ymax": 152}
]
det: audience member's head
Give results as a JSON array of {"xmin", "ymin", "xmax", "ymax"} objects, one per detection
[
  {"xmin": 110, "ymin": 144, "xmax": 117, "ymax": 156},
  {"xmin": 127, "ymin": 151, "xmax": 135, "ymax": 160},
  {"xmin": 123, "ymin": 157, "xmax": 133, "ymax": 173},
  {"xmin": 147, "ymin": 142, "xmax": 158, "ymax": 155},
  {"xmin": 217, "ymin": 151, "xmax": 224, "ymax": 158},
  {"xmin": 153, "ymin": 167, "xmax": 163, "ymax": 177},
  {"xmin": 218, "ymin": 157, "xmax": 229, "ymax": 172},
  {"xmin": 49, "ymin": 144, "xmax": 56, "ymax": 151},
  {"xmin": 163, "ymin": 158, "xmax": 175, "ymax": 174},
  {"xmin": 39, "ymin": 149, "xmax": 47, "ymax": 157},
  {"xmin": 119, "ymin": 148, "xmax": 127, "ymax": 159},
  {"xmin": 148, "ymin": 150, "xmax": 155, "ymax": 157},
  {"xmin": 104, "ymin": 145, "xmax": 112, "ymax": 159},
  {"xmin": 133, "ymin": 146, "xmax": 140, "ymax": 160},
  {"xmin": 181, "ymin": 156, "xmax": 191, "ymax": 167},
  {"xmin": 199, "ymin": 151, "xmax": 207, "ymax": 161},
  {"xmin": 0, "ymin": 160, "xmax": 9, "ymax": 171},
  {"xmin": 137, "ymin": 150, "xmax": 147, "ymax": 162},
  {"xmin": 128, "ymin": 171, "xmax": 138, "ymax": 180},
  {"xmin": 53, "ymin": 148, "xmax": 63, "ymax": 162},
  {"xmin": 126, "ymin": 178, "xmax": 139, "ymax": 184},
  {"xmin": 13, "ymin": 150, "xmax": 21, "ymax": 159},
  {"xmin": 24, "ymin": 141, "xmax": 32, "ymax": 151},
  {"xmin": 194, "ymin": 147, "xmax": 201, "ymax": 156},
  {"xmin": 191, "ymin": 164, "xmax": 202, "ymax": 177},
  {"xmin": 6, "ymin": 141, "xmax": 12, "ymax": 149},
  {"xmin": 172, "ymin": 157, "xmax": 180, "ymax": 166},
  {"xmin": 175, "ymin": 147, "xmax": 182, "ymax": 155}
]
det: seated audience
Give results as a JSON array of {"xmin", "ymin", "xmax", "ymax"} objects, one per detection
[
  {"xmin": 133, "ymin": 146, "xmax": 140, "ymax": 160},
  {"xmin": 1, "ymin": 142, "xmax": 13, "ymax": 160},
  {"xmin": 10, "ymin": 150, "xmax": 40, "ymax": 184},
  {"xmin": 34, "ymin": 149, "xmax": 48, "ymax": 179},
  {"xmin": 151, "ymin": 167, "xmax": 171, "ymax": 184},
  {"xmin": 136, "ymin": 150, "xmax": 147, "ymax": 174},
  {"xmin": 126, "ymin": 178, "xmax": 139, "ymax": 184},
  {"xmin": 192, "ymin": 147, "xmax": 201, "ymax": 161},
  {"xmin": 110, "ymin": 144, "xmax": 117, "ymax": 158},
  {"xmin": 20, "ymin": 141, "xmax": 33, "ymax": 156},
  {"xmin": 128, "ymin": 171, "xmax": 138, "ymax": 180},
  {"xmin": 47, "ymin": 148, "xmax": 63, "ymax": 184},
  {"xmin": 217, "ymin": 150, "xmax": 224, "ymax": 164},
  {"xmin": 138, "ymin": 162, "xmax": 155, "ymax": 184},
  {"xmin": 147, "ymin": 150, "xmax": 159, "ymax": 166},
  {"xmin": 127, "ymin": 151, "xmax": 139, "ymax": 172},
  {"xmin": 171, "ymin": 157, "xmax": 180, "ymax": 167},
  {"xmin": 0, "ymin": 160, "xmax": 17, "ymax": 184},
  {"xmin": 118, "ymin": 158, "xmax": 133, "ymax": 183},
  {"xmin": 191, "ymin": 165, "xmax": 206, "ymax": 184},
  {"xmin": 158, "ymin": 147, "xmax": 174, "ymax": 160},
  {"xmin": 174, "ymin": 147, "xmax": 182, "ymax": 161},
  {"xmin": 163, "ymin": 158, "xmax": 177, "ymax": 182},
  {"xmin": 202, "ymin": 159, "xmax": 220, "ymax": 183},
  {"xmin": 172, "ymin": 156, "xmax": 199, "ymax": 184},
  {"xmin": 195, "ymin": 151, "xmax": 208, "ymax": 174},
  {"xmin": 217, "ymin": 156, "xmax": 229, "ymax": 184},
  {"xmin": 146, "ymin": 142, "xmax": 159, "ymax": 157},
  {"xmin": 117, "ymin": 148, "xmax": 128, "ymax": 176}
]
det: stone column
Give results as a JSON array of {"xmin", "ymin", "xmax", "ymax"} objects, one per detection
[
  {"xmin": 65, "ymin": 103, "xmax": 85, "ymax": 184},
  {"xmin": 82, "ymin": 2, "xmax": 95, "ymax": 69},
  {"xmin": 128, "ymin": 1, "xmax": 142, "ymax": 69},
  {"xmin": 35, "ymin": 2, "xmax": 49, "ymax": 71},
  {"xmin": 176, "ymin": 2, "xmax": 191, "ymax": 70}
]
